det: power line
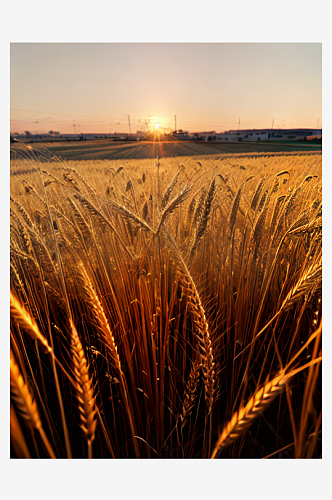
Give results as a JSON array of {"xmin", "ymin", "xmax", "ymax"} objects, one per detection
[
  {"xmin": 10, "ymin": 108, "xmax": 127, "ymax": 121},
  {"xmin": 10, "ymin": 109, "xmax": 255, "ymax": 127}
]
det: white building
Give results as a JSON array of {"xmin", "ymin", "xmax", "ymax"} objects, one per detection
[
  {"xmin": 199, "ymin": 130, "xmax": 268, "ymax": 142},
  {"xmin": 197, "ymin": 131, "xmax": 216, "ymax": 142},
  {"xmin": 196, "ymin": 128, "xmax": 322, "ymax": 143}
]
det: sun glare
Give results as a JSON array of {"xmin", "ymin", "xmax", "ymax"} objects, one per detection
[{"xmin": 155, "ymin": 123, "xmax": 160, "ymax": 129}]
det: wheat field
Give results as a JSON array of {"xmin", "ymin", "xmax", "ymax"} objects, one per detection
[{"xmin": 10, "ymin": 145, "xmax": 322, "ymax": 458}]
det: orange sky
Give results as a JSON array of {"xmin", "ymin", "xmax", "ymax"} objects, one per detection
[{"xmin": 10, "ymin": 43, "xmax": 322, "ymax": 135}]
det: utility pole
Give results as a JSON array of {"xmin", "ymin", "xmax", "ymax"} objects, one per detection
[
  {"xmin": 272, "ymin": 117, "xmax": 274, "ymax": 129},
  {"xmin": 124, "ymin": 114, "xmax": 131, "ymax": 138},
  {"xmin": 317, "ymin": 118, "xmax": 320, "ymax": 129},
  {"xmin": 238, "ymin": 117, "xmax": 241, "ymax": 130},
  {"xmin": 174, "ymin": 114, "xmax": 177, "ymax": 132},
  {"xmin": 73, "ymin": 120, "xmax": 76, "ymax": 135}
]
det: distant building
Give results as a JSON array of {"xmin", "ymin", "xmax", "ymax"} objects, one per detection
[
  {"xmin": 214, "ymin": 130, "xmax": 269, "ymax": 142},
  {"xmin": 263, "ymin": 128, "xmax": 322, "ymax": 141},
  {"xmin": 195, "ymin": 128, "xmax": 322, "ymax": 143},
  {"xmin": 173, "ymin": 129, "xmax": 190, "ymax": 140},
  {"xmin": 197, "ymin": 131, "xmax": 216, "ymax": 142}
]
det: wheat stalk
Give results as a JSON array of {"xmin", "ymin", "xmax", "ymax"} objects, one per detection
[
  {"xmin": 10, "ymin": 196, "xmax": 34, "ymax": 227},
  {"xmin": 251, "ymin": 177, "xmax": 266, "ymax": 210},
  {"xmin": 257, "ymin": 189, "xmax": 269, "ymax": 213},
  {"xmin": 229, "ymin": 183, "xmax": 244, "ymax": 233},
  {"xmin": 68, "ymin": 166, "xmax": 96, "ymax": 198},
  {"xmin": 69, "ymin": 320, "xmax": 97, "ymax": 456},
  {"xmin": 10, "ymin": 291, "xmax": 53, "ymax": 354},
  {"xmin": 250, "ymin": 202, "xmax": 269, "ymax": 249},
  {"xmin": 190, "ymin": 178, "xmax": 216, "ymax": 260},
  {"xmin": 270, "ymin": 195, "xmax": 286, "ymax": 235},
  {"xmin": 211, "ymin": 373, "xmax": 288, "ymax": 458},
  {"xmin": 107, "ymin": 197, "xmax": 155, "ymax": 234},
  {"xmin": 162, "ymin": 170, "xmax": 180, "ymax": 209},
  {"xmin": 155, "ymin": 185, "xmax": 192, "ymax": 236},
  {"xmin": 281, "ymin": 261, "xmax": 322, "ymax": 312},
  {"xmin": 78, "ymin": 264, "xmax": 142, "ymax": 456},
  {"xmin": 10, "ymin": 291, "xmax": 76, "ymax": 387},
  {"xmin": 10, "ymin": 349, "xmax": 56, "ymax": 458},
  {"xmin": 162, "ymin": 225, "xmax": 215, "ymax": 413},
  {"xmin": 211, "ymin": 357, "xmax": 322, "ymax": 458},
  {"xmin": 79, "ymin": 264, "xmax": 123, "ymax": 378},
  {"xmin": 10, "ymin": 349, "xmax": 42, "ymax": 429}
]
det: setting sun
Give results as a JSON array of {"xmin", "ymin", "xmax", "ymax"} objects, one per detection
[{"xmin": 155, "ymin": 123, "xmax": 160, "ymax": 129}]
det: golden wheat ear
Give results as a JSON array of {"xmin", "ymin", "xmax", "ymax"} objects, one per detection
[
  {"xmin": 10, "ymin": 292, "xmax": 76, "ymax": 387},
  {"xmin": 10, "ymin": 404, "xmax": 31, "ymax": 458},
  {"xmin": 162, "ymin": 225, "xmax": 215, "ymax": 413},
  {"xmin": 69, "ymin": 320, "xmax": 97, "ymax": 457},
  {"xmin": 10, "ymin": 349, "xmax": 56, "ymax": 458},
  {"xmin": 10, "ymin": 291, "xmax": 53, "ymax": 354},
  {"xmin": 78, "ymin": 263, "xmax": 141, "ymax": 457},
  {"xmin": 182, "ymin": 360, "xmax": 201, "ymax": 420},
  {"xmin": 161, "ymin": 169, "xmax": 180, "ymax": 209},
  {"xmin": 211, "ymin": 356, "xmax": 322, "ymax": 459},
  {"xmin": 10, "ymin": 350, "xmax": 42, "ymax": 430},
  {"xmin": 211, "ymin": 373, "xmax": 287, "ymax": 458},
  {"xmin": 79, "ymin": 263, "xmax": 123, "ymax": 379},
  {"xmin": 189, "ymin": 178, "xmax": 216, "ymax": 260}
]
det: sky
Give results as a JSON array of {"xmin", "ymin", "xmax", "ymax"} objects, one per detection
[{"xmin": 10, "ymin": 42, "xmax": 322, "ymax": 135}]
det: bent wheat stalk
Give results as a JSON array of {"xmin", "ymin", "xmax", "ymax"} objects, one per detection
[
  {"xmin": 10, "ymin": 291, "xmax": 76, "ymax": 386},
  {"xmin": 162, "ymin": 224, "xmax": 215, "ymax": 413},
  {"xmin": 211, "ymin": 357, "xmax": 322, "ymax": 458},
  {"xmin": 107, "ymin": 197, "xmax": 155, "ymax": 234},
  {"xmin": 79, "ymin": 264, "xmax": 123, "ymax": 378},
  {"xmin": 155, "ymin": 185, "xmax": 192, "ymax": 237},
  {"xmin": 10, "ymin": 291, "xmax": 53, "ymax": 354},
  {"xmin": 10, "ymin": 349, "xmax": 56, "ymax": 458}
]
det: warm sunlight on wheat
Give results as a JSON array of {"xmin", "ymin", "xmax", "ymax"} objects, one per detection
[{"xmin": 10, "ymin": 144, "xmax": 322, "ymax": 459}]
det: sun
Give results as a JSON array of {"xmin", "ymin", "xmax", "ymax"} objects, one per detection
[{"xmin": 155, "ymin": 123, "xmax": 160, "ymax": 129}]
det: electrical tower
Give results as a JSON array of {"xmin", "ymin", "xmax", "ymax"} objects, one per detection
[{"xmin": 124, "ymin": 114, "xmax": 131, "ymax": 138}]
